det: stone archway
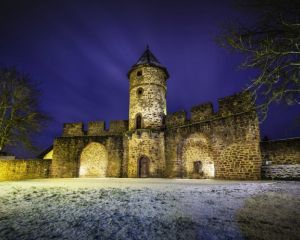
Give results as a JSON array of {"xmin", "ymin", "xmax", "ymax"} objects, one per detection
[
  {"xmin": 180, "ymin": 133, "xmax": 214, "ymax": 178},
  {"xmin": 79, "ymin": 142, "xmax": 108, "ymax": 177},
  {"xmin": 138, "ymin": 156, "xmax": 150, "ymax": 178}
]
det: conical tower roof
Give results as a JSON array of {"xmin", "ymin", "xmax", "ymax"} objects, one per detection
[{"xmin": 127, "ymin": 46, "xmax": 169, "ymax": 78}]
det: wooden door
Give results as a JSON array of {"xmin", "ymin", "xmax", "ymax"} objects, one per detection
[{"xmin": 139, "ymin": 157, "xmax": 149, "ymax": 178}]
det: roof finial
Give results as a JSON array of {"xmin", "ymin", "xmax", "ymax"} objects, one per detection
[{"xmin": 146, "ymin": 44, "xmax": 149, "ymax": 50}]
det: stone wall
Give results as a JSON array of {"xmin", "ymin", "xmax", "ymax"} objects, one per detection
[
  {"xmin": 88, "ymin": 121, "xmax": 106, "ymax": 136},
  {"xmin": 0, "ymin": 159, "xmax": 51, "ymax": 181},
  {"xmin": 165, "ymin": 91, "xmax": 262, "ymax": 180},
  {"xmin": 191, "ymin": 103, "xmax": 213, "ymax": 122},
  {"xmin": 109, "ymin": 120, "xmax": 129, "ymax": 134},
  {"xmin": 165, "ymin": 111, "xmax": 186, "ymax": 128},
  {"xmin": 217, "ymin": 91, "xmax": 254, "ymax": 117},
  {"xmin": 123, "ymin": 130, "xmax": 166, "ymax": 178},
  {"xmin": 262, "ymin": 165, "xmax": 300, "ymax": 180},
  {"xmin": 51, "ymin": 135, "xmax": 123, "ymax": 178},
  {"xmin": 63, "ymin": 123, "xmax": 84, "ymax": 136},
  {"xmin": 128, "ymin": 66, "xmax": 167, "ymax": 130},
  {"xmin": 261, "ymin": 138, "xmax": 300, "ymax": 165},
  {"xmin": 79, "ymin": 142, "xmax": 108, "ymax": 177},
  {"xmin": 64, "ymin": 120, "xmax": 128, "ymax": 137}
]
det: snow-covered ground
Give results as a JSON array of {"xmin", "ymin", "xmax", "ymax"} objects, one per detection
[{"xmin": 0, "ymin": 178, "xmax": 299, "ymax": 240}]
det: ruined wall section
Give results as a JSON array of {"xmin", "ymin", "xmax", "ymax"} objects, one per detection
[
  {"xmin": 51, "ymin": 135, "xmax": 123, "ymax": 178},
  {"xmin": 128, "ymin": 66, "xmax": 167, "ymax": 130},
  {"xmin": 165, "ymin": 91, "xmax": 262, "ymax": 180},
  {"xmin": 124, "ymin": 130, "xmax": 165, "ymax": 178}
]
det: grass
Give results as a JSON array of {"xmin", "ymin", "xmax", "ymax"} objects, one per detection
[{"xmin": 236, "ymin": 192, "xmax": 300, "ymax": 240}]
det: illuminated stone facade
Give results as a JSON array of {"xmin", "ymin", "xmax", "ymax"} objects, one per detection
[{"xmin": 44, "ymin": 47, "xmax": 299, "ymax": 180}]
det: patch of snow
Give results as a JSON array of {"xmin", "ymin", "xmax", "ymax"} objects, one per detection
[{"xmin": 0, "ymin": 178, "xmax": 299, "ymax": 240}]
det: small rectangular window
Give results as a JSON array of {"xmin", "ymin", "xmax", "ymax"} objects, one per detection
[{"xmin": 137, "ymin": 71, "xmax": 142, "ymax": 76}]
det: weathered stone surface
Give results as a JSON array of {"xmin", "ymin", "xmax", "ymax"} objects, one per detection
[
  {"xmin": 51, "ymin": 136, "xmax": 123, "ymax": 178},
  {"xmin": 0, "ymin": 159, "xmax": 51, "ymax": 181},
  {"xmin": 191, "ymin": 103, "xmax": 213, "ymax": 122},
  {"xmin": 79, "ymin": 142, "xmax": 108, "ymax": 177},
  {"xmin": 88, "ymin": 121, "xmax": 106, "ymax": 136},
  {"xmin": 125, "ymin": 130, "xmax": 165, "ymax": 178},
  {"xmin": 39, "ymin": 49, "xmax": 297, "ymax": 181},
  {"xmin": 63, "ymin": 123, "xmax": 84, "ymax": 136},
  {"xmin": 165, "ymin": 110, "xmax": 262, "ymax": 180},
  {"xmin": 261, "ymin": 138, "xmax": 300, "ymax": 165},
  {"xmin": 262, "ymin": 164, "xmax": 300, "ymax": 180},
  {"xmin": 128, "ymin": 66, "xmax": 167, "ymax": 130}
]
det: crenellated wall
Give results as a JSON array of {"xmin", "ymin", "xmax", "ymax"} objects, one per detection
[
  {"xmin": 43, "ymin": 90, "xmax": 300, "ymax": 180},
  {"xmin": 63, "ymin": 120, "xmax": 128, "ymax": 137},
  {"xmin": 164, "ymin": 91, "xmax": 262, "ymax": 180},
  {"xmin": 165, "ymin": 91, "xmax": 254, "ymax": 128},
  {"xmin": 63, "ymin": 123, "xmax": 84, "ymax": 136},
  {"xmin": 191, "ymin": 102, "xmax": 214, "ymax": 122},
  {"xmin": 165, "ymin": 111, "xmax": 186, "ymax": 128}
]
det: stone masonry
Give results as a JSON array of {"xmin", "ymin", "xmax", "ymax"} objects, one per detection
[{"xmin": 24, "ymin": 47, "xmax": 298, "ymax": 181}]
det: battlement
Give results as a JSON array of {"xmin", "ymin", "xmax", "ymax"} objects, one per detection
[
  {"xmin": 165, "ymin": 110, "xmax": 186, "ymax": 128},
  {"xmin": 191, "ymin": 102, "xmax": 214, "ymax": 122},
  {"xmin": 63, "ymin": 123, "xmax": 84, "ymax": 137},
  {"xmin": 62, "ymin": 120, "xmax": 128, "ymax": 137},
  {"xmin": 165, "ymin": 90, "xmax": 255, "ymax": 128},
  {"xmin": 109, "ymin": 120, "xmax": 129, "ymax": 134},
  {"xmin": 217, "ymin": 90, "xmax": 254, "ymax": 117}
]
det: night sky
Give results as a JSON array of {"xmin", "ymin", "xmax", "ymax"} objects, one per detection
[{"xmin": 0, "ymin": 0, "xmax": 299, "ymax": 157}]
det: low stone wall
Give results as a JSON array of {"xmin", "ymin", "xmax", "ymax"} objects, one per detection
[
  {"xmin": 0, "ymin": 159, "xmax": 51, "ymax": 181},
  {"xmin": 262, "ymin": 164, "xmax": 300, "ymax": 180},
  {"xmin": 261, "ymin": 138, "xmax": 300, "ymax": 165}
]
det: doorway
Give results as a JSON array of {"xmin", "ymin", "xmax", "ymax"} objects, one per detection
[{"xmin": 138, "ymin": 157, "xmax": 149, "ymax": 178}]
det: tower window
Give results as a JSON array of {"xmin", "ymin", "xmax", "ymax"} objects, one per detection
[
  {"xmin": 136, "ymin": 115, "xmax": 142, "ymax": 129},
  {"xmin": 137, "ymin": 70, "xmax": 142, "ymax": 77},
  {"xmin": 137, "ymin": 87, "xmax": 144, "ymax": 96}
]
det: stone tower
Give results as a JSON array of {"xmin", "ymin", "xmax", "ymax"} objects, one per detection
[
  {"xmin": 125, "ymin": 47, "xmax": 169, "ymax": 178},
  {"xmin": 127, "ymin": 46, "xmax": 169, "ymax": 131}
]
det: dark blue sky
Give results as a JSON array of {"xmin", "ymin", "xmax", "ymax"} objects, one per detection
[{"xmin": 0, "ymin": 0, "xmax": 299, "ymax": 156}]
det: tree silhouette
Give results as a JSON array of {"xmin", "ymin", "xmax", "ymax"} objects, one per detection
[
  {"xmin": 217, "ymin": 0, "xmax": 300, "ymax": 121},
  {"xmin": 0, "ymin": 67, "xmax": 49, "ymax": 153}
]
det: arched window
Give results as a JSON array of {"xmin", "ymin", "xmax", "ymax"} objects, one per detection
[
  {"xmin": 136, "ymin": 115, "xmax": 142, "ymax": 129},
  {"xmin": 137, "ymin": 87, "xmax": 144, "ymax": 97}
]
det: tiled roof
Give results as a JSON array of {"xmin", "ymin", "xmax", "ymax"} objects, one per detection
[{"xmin": 127, "ymin": 46, "xmax": 169, "ymax": 78}]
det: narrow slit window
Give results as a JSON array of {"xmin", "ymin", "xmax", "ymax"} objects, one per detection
[
  {"xmin": 137, "ymin": 87, "xmax": 144, "ymax": 97},
  {"xmin": 136, "ymin": 115, "xmax": 142, "ymax": 129}
]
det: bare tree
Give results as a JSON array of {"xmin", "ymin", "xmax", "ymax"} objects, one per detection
[
  {"xmin": 0, "ymin": 67, "xmax": 49, "ymax": 153},
  {"xmin": 217, "ymin": 0, "xmax": 300, "ymax": 121}
]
